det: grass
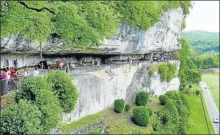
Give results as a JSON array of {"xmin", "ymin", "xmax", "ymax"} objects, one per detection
[
  {"xmin": 58, "ymin": 97, "xmax": 163, "ymax": 134},
  {"xmin": 59, "ymin": 111, "xmax": 104, "ymax": 133},
  {"xmin": 59, "ymin": 92, "xmax": 215, "ymax": 134},
  {"xmin": 202, "ymin": 71, "xmax": 219, "ymax": 110},
  {"xmin": 185, "ymin": 91, "xmax": 215, "ymax": 134}
]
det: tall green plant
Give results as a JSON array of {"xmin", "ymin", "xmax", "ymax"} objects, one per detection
[
  {"xmin": 47, "ymin": 70, "xmax": 79, "ymax": 113},
  {"xmin": 14, "ymin": 77, "xmax": 62, "ymax": 133},
  {"xmin": 0, "ymin": 100, "xmax": 42, "ymax": 134}
]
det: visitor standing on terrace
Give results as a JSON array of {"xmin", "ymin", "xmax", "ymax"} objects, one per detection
[
  {"xmin": 1, "ymin": 69, "xmax": 8, "ymax": 80},
  {"xmin": 32, "ymin": 67, "xmax": 40, "ymax": 77}
]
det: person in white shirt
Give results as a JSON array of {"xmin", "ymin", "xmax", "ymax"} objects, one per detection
[
  {"xmin": 32, "ymin": 67, "xmax": 39, "ymax": 77},
  {"xmin": 23, "ymin": 68, "xmax": 29, "ymax": 77}
]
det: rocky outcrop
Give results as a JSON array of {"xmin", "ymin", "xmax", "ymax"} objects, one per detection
[
  {"xmin": 62, "ymin": 60, "xmax": 180, "ymax": 123},
  {"xmin": 1, "ymin": 8, "xmax": 184, "ymax": 55}
]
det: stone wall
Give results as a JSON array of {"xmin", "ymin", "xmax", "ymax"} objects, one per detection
[{"xmin": 62, "ymin": 60, "xmax": 180, "ymax": 123}]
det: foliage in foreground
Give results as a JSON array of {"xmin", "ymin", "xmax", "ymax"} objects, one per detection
[
  {"xmin": 47, "ymin": 70, "xmax": 79, "ymax": 113},
  {"xmin": 0, "ymin": 100, "xmax": 42, "ymax": 134},
  {"xmin": 14, "ymin": 77, "xmax": 62, "ymax": 133}
]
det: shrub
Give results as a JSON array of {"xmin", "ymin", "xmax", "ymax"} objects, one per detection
[
  {"xmin": 47, "ymin": 70, "xmax": 79, "ymax": 113},
  {"xmin": 133, "ymin": 106, "xmax": 149, "ymax": 127},
  {"xmin": 0, "ymin": 100, "xmax": 42, "ymax": 134},
  {"xmin": 182, "ymin": 84, "xmax": 186, "ymax": 88},
  {"xmin": 125, "ymin": 104, "xmax": 131, "ymax": 112},
  {"xmin": 15, "ymin": 77, "xmax": 62, "ymax": 133},
  {"xmin": 165, "ymin": 91, "xmax": 179, "ymax": 100},
  {"xmin": 114, "ymin": 99, "xmax": 125, "ymax": 113},
  {"xmin": 189, "ymin": 85, "xmax": 192, "ymax": 88},
  {"xmin": 179, "ymin": 87, "xmax": 184, "ymax": 91},
  {"xmin": 158, "ymin": 64, "xmax": 169, "ymax": 81},
  {"xmin": 159, "ymin": 95, "xmax": 169, "ymax": 105},
  {"xmin": 196, "ymin": 90, "xmax": 200, "ymax": 95},
  {"xmin": 135, "ymin": 91, "xmax": 149, "ymax": 106},
  {"xmin": 147, "ymin": 64, "xmax": 159, "ymax": 77},
  {"xmin": 158, "ymin": 63, "xmax": 176, "ymax": 82},
  {"xmin": 148, "ymin": 108, "xmax": 153, "ymax": 116}
]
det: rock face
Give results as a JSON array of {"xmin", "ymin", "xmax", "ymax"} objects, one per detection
[
  {"xmin": 1, "ymin": 8, "xmax": 184, "ymax": 54},
  {"xmin": 62, "ymin": 60, "xmax": 180, "ymax": 123}
]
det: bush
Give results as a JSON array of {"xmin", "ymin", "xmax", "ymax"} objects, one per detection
[
  {"xmin": 114, "ymin": 99, "xmax": 125, "ymax": 113},
  {"xmin": 135, "ymin": 91, "xmax": 149, "ymax": 106},
  {"xmin": 189, "ymin": 85, "xmax": 192, "ymax": 88},
  {"xmin": 133, "ymin": 106, "xmax": 149, "ymax": 127},
  {"xmin": 0, "ymin": 100, "xmax": 42, "ymax": 134},
  {"xmin": 182, "ymin": 84, "xmax": 186, "ymax": 88},
  {"xmin": 15, "ymin": 77, "xmax": 62, "ymax": 133},
  {"xmin": 159, "ymin": 95, "xmax": 169, "ymax": 105},
  {"xmin": 179, "ymin": 87, "xmax": 184, "ymax": 91},
  {"xmin": 196, "ymin": 90, "xmax": 200, "ymax": 95},
  {"xmin": 148, "ymin": 108, "xmax": 153, "ymax": 116},
  {"xmin": 165, "ymin": 91, "xmax": 179, "ymax": 100},
  {"xmin": 47, "ymin": 70, "xmax": 79, "ymax": 113},
  {"xmin": 125, "ymin": 104, "xmax": 131, "ymax": 112},
  {"xmin": 158, "ymin": 63, "xmax": 176, "ymax": 82}
]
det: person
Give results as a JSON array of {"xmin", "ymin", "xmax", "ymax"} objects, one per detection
[
  {"xmin": 56, "ymin": 61, "xmax": 60, "ymax": 69},
  {"xmin": 10, "ymin": 68, "xmax": 19, "ymax": 90},
  {"xmin": 47, "ymin": 65, "xmax": 51, "ymax": 71},
  {"xmin": 70, "ymin": 63, "xmax": 75, "ymax": 71},
  {"xmin": 32, "ymin": 67, "xmax": 40, "ymax": 77},
  {"xmin": 1, "ymin": 68, "xmax": 8, "ymax": 80},
  {"xmin": 59, "ymin": 62, "xmax": 64, "ymax": 70},
  {"xmin": 6, "ymin": 67, "xmax": 11, "ymax": 80},
  {"xmin": 66, "ymin": 63, "xmax": 69, "ymax": 73},
  {"xmin": 23, "ymin": 68, "xmax": 29, "ymax": 77},
  {"xmin": 13, "ymin": 59, "xmax": 18, "ymax": 68},
  {"xmin": 11, "ymin": 69, "xmax": 19, "ymax": 78},
  {"xmin": 40, "ymin": 63, "xmax": 44, "ymax": 75}
]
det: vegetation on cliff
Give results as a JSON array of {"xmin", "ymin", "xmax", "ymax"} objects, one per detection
[
  {"xmin": 1, "ymin": 1, "xmax": 192, "ymax": 47},
  {"xmin": 147, "ymin": 63, "xmax": 177, "ymax": 82}
]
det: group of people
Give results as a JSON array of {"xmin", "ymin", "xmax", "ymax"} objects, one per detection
[{"xmin": 0, "ymin": 67, "xmax": 20, "ymax": 91}]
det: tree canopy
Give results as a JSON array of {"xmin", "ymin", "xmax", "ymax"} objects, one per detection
[{"xmin": 1, "ymin": 1, "xmax": 192, "ymax": 47}]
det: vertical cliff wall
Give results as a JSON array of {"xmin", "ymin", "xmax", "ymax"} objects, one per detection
[{"xmin": 62, "ymin": 60, "xmax": 180, "ymax": 123}]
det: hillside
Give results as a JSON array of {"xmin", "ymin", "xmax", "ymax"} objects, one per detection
[{"xmin": 182, "ymin": 31, "xmax": 219, "ymax": 55}]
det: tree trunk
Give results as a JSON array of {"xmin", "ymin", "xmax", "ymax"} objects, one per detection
[{"xmin": 40, "ymin": 42, "xmax": 42, "ymax": 61}]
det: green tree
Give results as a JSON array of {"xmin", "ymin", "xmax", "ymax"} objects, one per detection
[
  {"xmin": 14, "ymin": 77, "xmax": 62, "ymax": 133},
  {"xmin": 0, "ymin": 100, "xmax": 42, "ymax": 134},
  {"xmin": 47, "ymin": 70, "xmax": 79, "ymax": 113}
]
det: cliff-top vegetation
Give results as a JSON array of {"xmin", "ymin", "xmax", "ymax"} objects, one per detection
[{"xmin": 1, "ymin": 1, "xmax": 192, "ymax": 47}]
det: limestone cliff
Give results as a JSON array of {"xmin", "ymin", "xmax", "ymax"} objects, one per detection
[
  {"xmin": 62, "ymin": 60, "xmax": 180, "ymax": 123},
  {"xmin": 1, "ymin": 8, "xmax": 184, "ymax": 55}
]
